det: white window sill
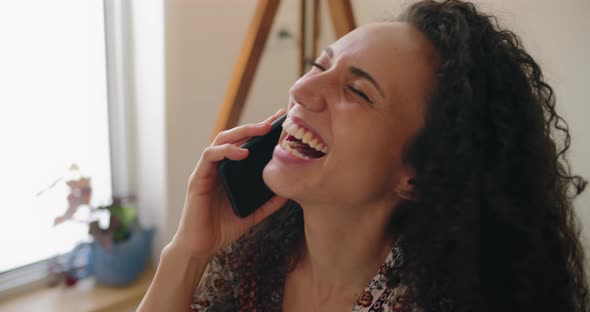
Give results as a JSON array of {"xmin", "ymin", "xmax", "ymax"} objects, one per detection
[{"xmin": 0, "ymin": 265, "xmax": 154, "ymax": 312}]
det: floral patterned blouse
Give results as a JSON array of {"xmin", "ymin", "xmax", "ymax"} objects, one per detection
[{"xmin": 191, "ymin": 237, "xmax": 419, "ymax": 312}]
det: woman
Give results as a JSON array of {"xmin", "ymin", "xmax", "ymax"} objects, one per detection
[{"xmin": 138, "ymin": 0, "xmax": 589, "ymax": 311}]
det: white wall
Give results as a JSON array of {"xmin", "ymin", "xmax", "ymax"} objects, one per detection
[
  {"xmin": 128, "ymin": 0, "xmax": 589, "ymax": 261},
  {"xmin": 479, "ymin": 0, "xmax": 590, "ymax": 250},
  {"xmin": 128, "ymin": 0, "xmax": 167, "ymax": 260}
]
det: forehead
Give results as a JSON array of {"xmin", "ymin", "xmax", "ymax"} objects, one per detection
[{"xmin": 330, "ymin": 22, "xmax": 438, "ymax": 109}]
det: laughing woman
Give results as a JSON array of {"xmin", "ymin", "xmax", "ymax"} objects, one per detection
[{"xmin": 138, "ymin": 0, "xmax": 589, "ymax": 311}]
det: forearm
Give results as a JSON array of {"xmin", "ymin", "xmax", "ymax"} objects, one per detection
[{"xmin": 137, "ymin": 244, "xmax": 210, "ymax": 312}]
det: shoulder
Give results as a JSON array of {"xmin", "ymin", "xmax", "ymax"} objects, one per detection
[
  {"xmin": 353, "ymin": 238, "xmax": 424, "ymax": 312},
  {"xmin": 190, "ymin": 244, "xmax": 241, "ymax": 311},
  {"xmin": 191, "ymin": 202, "xmax": 303, "ymax": 311}
]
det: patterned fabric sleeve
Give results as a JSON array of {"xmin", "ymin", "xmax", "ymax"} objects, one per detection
[{"xmin": 190, "ymin": 245, "xmax": 240, "ymax": 312}]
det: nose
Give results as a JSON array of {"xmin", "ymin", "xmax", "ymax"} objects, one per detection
[{"xmin": 288, "ymin": 71, "xmax": 331, "ymax": 112}]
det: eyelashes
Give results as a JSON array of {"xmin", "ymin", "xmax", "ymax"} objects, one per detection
[
  {"xmin": 310, "ymin": 62, "xmax": 373, "ymax": 104},
  {"xmin": 347, "ymin": 86, "xmax": 372, "ymax": 103},
  {"xmin": 311, "ymin": 62, "xmax": 327, "ymax": 71}
]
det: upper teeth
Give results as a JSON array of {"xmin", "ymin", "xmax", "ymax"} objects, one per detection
[{"xmin": 282, "ymin": 118, "xmax": 328, "ymax": 153}]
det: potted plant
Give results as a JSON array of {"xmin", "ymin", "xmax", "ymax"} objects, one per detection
[{"xmin": 46, "ymin": 164, "xmax": 155, "ymax": 287}]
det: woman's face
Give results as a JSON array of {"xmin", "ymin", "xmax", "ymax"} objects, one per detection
[{"xmin": 263, "ymin": 22, "xmax": 437, "ymax": 209}]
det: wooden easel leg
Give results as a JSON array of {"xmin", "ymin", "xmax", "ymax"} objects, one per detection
[
  {"xmin": 312, "ymin": 0, "xmax": 320, "ymax": 58},
  {"xmin": 299, "ymin": 0, "xmax": 321, "ymax": 76},
  {"xmin": 299, "ymin": 0, "xmax": 307, "ymax": 76},
  {"xmin": 211, "ymin": 0, "xmax": 281, "ymax": 140},
  {"xmin": 326, "ymin": 0, "xmax": 356, "ymax": 39}
]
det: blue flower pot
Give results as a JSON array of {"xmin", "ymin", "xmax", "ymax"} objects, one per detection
[{"xmin": 68, "ymin": 226, "xmax": 155, "ymax": 286}]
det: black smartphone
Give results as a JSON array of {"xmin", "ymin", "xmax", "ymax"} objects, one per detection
[{"xmin": 216, "ymin": 113, "xmax": 287, "ymax": 218}]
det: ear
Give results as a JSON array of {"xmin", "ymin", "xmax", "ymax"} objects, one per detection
[{"xmin": 394, "ymin": 168, "xmax": 417, "ymax": 201}]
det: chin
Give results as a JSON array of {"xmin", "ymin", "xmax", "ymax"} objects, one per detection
[{"xmin": 263, "ymin": 158, "xmax": 302, "ymax": 199}]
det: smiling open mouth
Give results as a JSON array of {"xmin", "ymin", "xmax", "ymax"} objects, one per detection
[
  {"xmin": 281, "ymin": 118, "xmax": 327, "ymax": 160},
  {"xmin": 282, "ymin": 136, "xmax": 326, "ymax": 159}
]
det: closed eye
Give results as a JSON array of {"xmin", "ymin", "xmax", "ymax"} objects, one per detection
[
  {"xmin": 311, "ymin": 62, "xmax": 327, "ymax": 71},
  {"xmin": 347, "ymin": 86, "xmax": 373, "ymax": 104},
  {"xmin": 312, "ymin": 61, "xmax": 373, "ymax": 104}
]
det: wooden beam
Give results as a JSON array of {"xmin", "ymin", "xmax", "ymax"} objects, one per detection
[
  {"xmin": 312, "ymin": 0, "xmax": 320, "ymax": 58},
  {"xmin": 326, "ymin": 0, "xmax": 356, "ymax": 39},
  {"xmin": 299, "ymin": 0, "xmax": 306, "ymax": 76},
  {"xmin": 211, "ymin": 0, "xmax": 281, "ymax": 141},
  {"xmin": 300, "ymin": 0, "xmax": 320, "ymax": 75}
]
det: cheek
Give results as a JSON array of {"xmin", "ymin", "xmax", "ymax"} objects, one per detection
[
  {"xmin": 323, "ymin": 150, "xmax": 397, "ymax": 202},
  {"xmin": 330, "ymin": 129, "xmax": 398, "ymax": 184},
  {"xmin": 336, "ymin": 118, "xmax": 394, "ymax": 159}
]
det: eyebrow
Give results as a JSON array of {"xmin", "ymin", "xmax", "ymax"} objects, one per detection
[
  {"xmin": 349, "ymin": 67, "xmax": 385, "ymax": 98},
  {"xmin": 323, "ymin": 47, "xmax": 385, "ymax": 98}
]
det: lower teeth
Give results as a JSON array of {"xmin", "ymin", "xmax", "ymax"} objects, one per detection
[{"xmin": 282, "ymin": 141, "xmax": 310, "ymax": 159}]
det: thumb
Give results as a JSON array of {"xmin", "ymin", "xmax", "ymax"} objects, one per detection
[{"xmin": 242, "ymin": 195, "xmax": 288, "ymax": 227}]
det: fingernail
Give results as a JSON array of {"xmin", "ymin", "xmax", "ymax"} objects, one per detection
[{"xmin": 261, "ymin": 108, "xmax": 286, "ymax": 124}]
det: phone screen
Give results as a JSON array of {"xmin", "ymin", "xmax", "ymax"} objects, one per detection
[{"xmin": 216, "ymin": 114, "xmax": 287, "ymax": 218}]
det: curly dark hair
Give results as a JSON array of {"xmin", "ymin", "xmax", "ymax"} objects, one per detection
[
  {"xmin": 393, "ymin": 1, "xmax": 588, "ymax": 311},
  {"xmin": 232, "ymin": 1, "xmax": 589, "ymax": 311}
]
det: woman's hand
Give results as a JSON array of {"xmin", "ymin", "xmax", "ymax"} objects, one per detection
[
  {"xmin": 138, "ymin": 110, "xmax": 287, "ymax": 312},
  {"xmin": 169, "ymin": 109, "xmax": 288, "ymax": 261}
]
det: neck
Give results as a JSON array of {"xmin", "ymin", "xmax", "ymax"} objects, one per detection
[{"xmin": 295, "ymin": 198, "xmax": 398, "ymax": 301}]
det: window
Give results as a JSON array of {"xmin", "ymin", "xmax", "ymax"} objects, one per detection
[{"xmin": 0, "ymin": 0, "xmax": 112, "ymax": 276}]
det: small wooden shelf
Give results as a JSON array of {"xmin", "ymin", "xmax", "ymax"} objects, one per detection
[{"xmin": 0, "ymin": 266, "xmax": 155, "ymax": 312}]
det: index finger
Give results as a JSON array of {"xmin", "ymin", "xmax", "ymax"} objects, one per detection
[
  {"xmin": 264, "ymin": 107, "xmax": 287, "ymax": 124},
  {"xmin": 212, "ymin": 108, "xmax": 286, "ymax": 146}
]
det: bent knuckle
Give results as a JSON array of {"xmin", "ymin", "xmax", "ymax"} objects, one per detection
[
  {"xmin": 220, "ymin": 143, "xmax": 233, "ymax": 151},
  {"xmin": 202, "ymin": 146, "xmax": 216, "ymax": 158},
  {"xmin": 213, "ymin": 130, "xmax": 229, "ymax": 143}
]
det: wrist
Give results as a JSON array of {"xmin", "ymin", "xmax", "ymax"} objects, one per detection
[
  {"xmin": 163, "ymin": 239, "xmax": 215, "ymax": 264},
  {"xmin": 159, "ymin": 244, "xmax": 210, "ymax": 285},
  {"xmin": 139, "ymin": 241, "xmax": 212, "ymax": 311}
]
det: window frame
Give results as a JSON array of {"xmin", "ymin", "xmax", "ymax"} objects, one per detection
[{"xmin": 0, "ymin": 0, "xmax": 135, "ymax": 299}]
